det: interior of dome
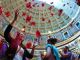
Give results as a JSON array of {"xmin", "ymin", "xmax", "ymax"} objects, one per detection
[{"xmin": 0, "ymin": 0, "xmax": 80, "ymax": 60}]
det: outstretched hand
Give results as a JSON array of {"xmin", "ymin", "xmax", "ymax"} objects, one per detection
[
  {"xmin": 14, "ymin": 9, "xmax": 19, "ymax": 20},
  {"xmin": 11, "ymin": 9, "xmax": 19, "ymax": 25},
  {"xmin": 32, "ymin": 44, "xmax": 36, "ymax": 49}
]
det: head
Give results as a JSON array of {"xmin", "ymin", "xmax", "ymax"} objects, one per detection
[
  {"xmin": 63, "ymin": 46, "xmax": 69, "ymax": 52},
  {"xmin": 47, "ymin": 38, "xmax": 57, "ymax": 45},
  {"xmin": 15, "ymin": 32, "xmax": 24, "ymax": 45}
]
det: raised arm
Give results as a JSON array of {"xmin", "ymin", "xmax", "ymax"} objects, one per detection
[
  {"xmin": 4, "ymin": 10, "xmax": 19, "ymax": 43},
  {"xmin": 20, "ymin": 42, "xmax": 36, "ymax": 59},
  {"xmin": 10, "ymin": 10, "xmax": 19, "ymax": 26}
]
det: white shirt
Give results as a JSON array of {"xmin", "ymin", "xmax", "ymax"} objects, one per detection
[{"xmin": 13, "ymin": 46, "xmax": 24, "ymax": 60}]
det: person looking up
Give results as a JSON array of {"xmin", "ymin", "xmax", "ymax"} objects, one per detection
[
  {"xmin": 41, "ymin": 38, "xmax": 60, "ymax": 60},
  {"xmin": 4, "ymin": 10, "xmax": 24, "ymax": 60}
]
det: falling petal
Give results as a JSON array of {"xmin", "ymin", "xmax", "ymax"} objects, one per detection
[
  {"xmin": 22, "ymin": 12, "xmax": 26, "ymax": 16},
  {"xmin": 30, "ymin": 21, "xmax": 36, "ymax": 26},
  {"xmin": 48, "ymin": 6, "xmax": 53, "ymax": 10},
  {"xmin": 58, "ymin": 9, "xmax": 63, "ymax": 16},
  {"xmin": 35, "ymin": 30, "xmax": 41, "ymax": 38},
  {"xmin": 5, "ymin": 11, "xmax": 11, "ymax": 17},
  {"xmin": 26, "ymin": 2, "xmax": 32, "ymax": 9},
  {"xmin": 25, "ymin": 15, "xmax": 32, "ymax": 23},
  {"xmin": 42, "ymin": 3, "xmax": 45, "ymax": 7}
]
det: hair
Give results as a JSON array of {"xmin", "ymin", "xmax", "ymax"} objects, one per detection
[
  {"xmin": 64, "ymin": 46, "xmax": 71, "ymax": 52},
  {"xmin": 65, "ymin": 46, "xmax": 69, "ymax": 50},
  {"xmin": 47, "ymin": 38, "xmax": 57, "ymax": 44}
]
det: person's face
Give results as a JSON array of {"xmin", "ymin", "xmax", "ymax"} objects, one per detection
[
  {"xmin": 63, "ymin": 48, "xmax": 67, "ymax": 52},
  {"xmin": 16, "ymin": 32, "xmax": 24, "ymax": 39}
]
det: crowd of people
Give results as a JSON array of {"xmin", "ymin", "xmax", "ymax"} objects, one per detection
[
  {"xmin": 0, "ymin": 10, "xmax": 36, "ymax": 60},
  {"xmin": 0, "ymin": 11, "xmax": 80, "ymax": 60}
]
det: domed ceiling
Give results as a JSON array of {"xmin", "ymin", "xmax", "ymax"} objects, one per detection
[
  {"xmin": 0, "ymin": 0, "xmax": 80, "ymax": 49},
  {"xmin": 0, "ymin": 0, "xmax": 72, "ymax": 36}
]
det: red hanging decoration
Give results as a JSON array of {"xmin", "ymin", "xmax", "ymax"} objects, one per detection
[
  {"xmin": 5, "ymin": 11, "xmax": 11, "ymax": 17},
  {"xmin": 22, "ymin": 12, "xmax": 26, "ymax": 16},
  {"xmin": 76, "ymin": 0, "xmax": 80, "ymax": 6},
  {"xmin": 26, "ymin": 2, "xmax": 32, "ymax": 9},
  {"xmin": 42, "ymin": 3, "xmax": 45, "ymax": 7},
  {"xmin": 30, "ymin": 21, "xmax": 36, "ymax": 26},
  {"xmin": 51, "ymin": 13, "xmax": 54, "ymax": 16},
  {"xmin": 0, "ymin": 6, "xmax": 3, "ymax": 15},
  {"xmin": 26, "ymin": 41, "xmax": 32, "ymax": 48},
  {"xmin": 35, "ymin": 30, "xmax": 41, "ymax": 38},
  {"xmin": 48, "ymin": 6, "xmax": 53, "ymax": 10},
  {"xmin": 25, "ymin": 15, "xmax": 32, "ymax": 23},
  {"xmin": 58, "ymin": 9, "xmax": 63, "ymax": 16}
]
